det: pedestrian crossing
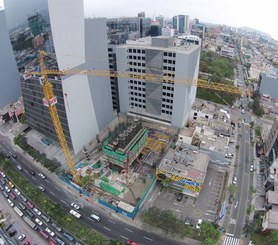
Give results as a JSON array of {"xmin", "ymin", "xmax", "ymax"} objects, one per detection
[{"xmin": 223, "ymin": 235, "xmax": 240, "ymax": 245}]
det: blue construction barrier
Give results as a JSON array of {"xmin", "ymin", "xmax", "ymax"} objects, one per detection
[{"xmin": 59, "ymin": 175, "xmax": 90, "ymax": 197}]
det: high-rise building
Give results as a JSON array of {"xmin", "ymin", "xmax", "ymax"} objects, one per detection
[
  {"xmin": 116, "ymin": 36, "xmax": 201, "ymax": 128},
  {"xmin": 0, "ymin": 8, "xmax": 21, "ymax": 107},
  {"xmin": 265, "ymin": 116, "xmax": 278, "ymax": 164},
  {"xmin": 156, "ymin": 15, "xmax": 164, "ymax": 27},
  {"xmin": 23, "ymin": 0, "xmax": 114, "ymax": 154},
  {"xmin": 28, "ymin": 13, "xmax": 46, "ymax": 37},
  {"xmin": 150, "ymin": 21, "xmax": 162, "ymax": 37},
  {"xmin": 173, "ymin": 15, "xmax": 190, "ymax": 34}
]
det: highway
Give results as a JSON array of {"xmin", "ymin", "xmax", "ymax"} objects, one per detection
[{"xmin": 0, "ymin": 133, "xmax": 185, "ymax": 245}]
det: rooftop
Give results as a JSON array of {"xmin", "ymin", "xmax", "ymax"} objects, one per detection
[
  {"xmin": 266, "ymin": 190, "xmax": 278, "ymax": 204},
  {"xmin": 158, "ymin": 144, "xmax": 210, "ymax": 183},
  {"xmin": 199, "ymin": 134, "xmax": 229, "ymax": 154},
  {"xmin": 179, "ymin": 127, "xmax": 195, "ymax": 137}
]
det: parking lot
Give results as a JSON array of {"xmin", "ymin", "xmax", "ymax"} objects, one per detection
[{"xmin": 148, "ymin": 163, "xmax": 227, "ymax": 226}]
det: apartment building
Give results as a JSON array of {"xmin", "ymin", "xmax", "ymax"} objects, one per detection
[{"xmin": 116, "ymin": 36, "xmax": 201, "ymax": 128}]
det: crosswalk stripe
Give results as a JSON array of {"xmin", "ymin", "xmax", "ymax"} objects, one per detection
[{"xmin": 223, "ymin": 236, "xmax": 240, "ymax": 245}]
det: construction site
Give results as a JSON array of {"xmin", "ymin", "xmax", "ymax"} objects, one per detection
[{"xmin": 74, "ymin": 117, "xmax": 174, "ymax": 218}]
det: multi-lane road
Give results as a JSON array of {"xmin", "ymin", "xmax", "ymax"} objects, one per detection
[{"xmin": 0, "ymin": 133, "xmax": 185, "ymax": 245}]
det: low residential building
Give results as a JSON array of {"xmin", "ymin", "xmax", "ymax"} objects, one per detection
[
  {"xmin": 262, "ymin": 210, "xmax": 278, "ymax": 233},
  {"xmin": 156, "ymin": 143, "xmax": 210, "ymax": 198},
  {"xmin": 177, "ymin": 127, "xmax": 196, "ymax": 145}
]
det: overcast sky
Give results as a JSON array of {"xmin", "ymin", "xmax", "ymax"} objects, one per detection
[
  {"xmin": 84, "ymin": 0, "xmax": 278, "ymax": 40},
  {"xmin": 1, "ymin": 0, "xmax": 277, "ymax": 40}
]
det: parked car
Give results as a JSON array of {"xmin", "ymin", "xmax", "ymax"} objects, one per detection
[
  {"xmin": 26, "ymin": 201, "xmax": 34, "ymax": 209},
  {"xmin": 63, "ymin": 232, "xmax": 74, "ymax": 241},
  {"xmin": 5, "ymin": 186, "xmax": 10, "ymax": 193},
  {"xmin": 7, "ymin": 199, "xmax": 14, "ymax": 207},
  {"xmin": 8, "ymin": 229, "xmax": 17, "ymax": 237},
  {"xmin": 126, "ymin": 240, "xmax": 138, "ymax": 245},
  {"xmin": 8, "ymin": 181, "xmax": 14, "ymax": 188},
  {"xmin": 71, "ymin": 202, "xmax": 80, "ymax": 210},
  {"xmin": 51, "ymin": 222, "xmax": 62, "ymax": 232},
  {"xmin": 14, "ymin": 188, "xmax": 20, "ymax": 195},
  {"xmin": 45, "ymin": 227, "xmax": 55, "ymax": 237},
  {"xmin": 35, "ymin": 218, "xmax": 43, "ymax": 226},
  {"xmin": 18, "ymin": 202, "xmax": 26, "ymax": 210},
  {"xmin": 184, "ymin": 216, "xmax": 192, "ymax": 225},
  {"xmin": 232, "ymin": 176, "xmax": 237, "ymax": 185},
  {"xmin": 9, "ymin": 192, "xmax": 16, "ymax": 200},
  {"xmin": 250, "ymin": 164, "xmax": 254, "ymax": 172},
  {"xmin": 29, "ymin": 170, "xmax": 35, "ymax": 176},
  {"xmin": 19, "ymin": 195, "xmax": 27, "ymax": 202},
  {"xmin": 17, "ymin": 234, "xmax": 26, "ymax": 241},
  {"xmin": 16, "ymin": 165, "xmax": 22, "ymax": 171},
  {"xmin": 2, "ymin": 191, "xmax": 8, "ymax": 198},
  {"xmin": 33, "ymin": 207, "xmax": 42, "ymax": 216},
  {"xmin": 37, "ymin": 185, "xmax": 45, "ymax": 192},
  {"xmin": 41, "ymin": 213, "xmax": 50, "ymax": 223},
  {"xmin": 196, "ymin": 219, "xmax": 203, "ymax": 229},
  {"xmin": 26, "ymin": 209, "xmax": 34, "ymax": 218},
  {"xmin": 69, "ymin": 209, "xmax": 81, "ymax": 219},
  {"xmin": 176, "ymin": 193, "xmax": 183, "ymax": 202}
]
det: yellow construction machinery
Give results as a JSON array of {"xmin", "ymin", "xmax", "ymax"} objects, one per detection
[{"xmin": 27, "ymin": 51, "xmax": 241, "ymax": 185}]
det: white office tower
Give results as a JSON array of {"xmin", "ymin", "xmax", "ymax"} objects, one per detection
[
  {"xmin": 116, "ymin": 36, "xmax": 200, "ymax": 128},
  {"xmin": 0, "ymin": 8, "xmax": 21, "ymax": 106},
  {"xmin": 48, "ymin": 0, "xmax": 114, "ymax": 154}
]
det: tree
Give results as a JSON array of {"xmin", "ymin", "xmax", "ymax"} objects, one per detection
[
  {"xmin": 267, "ymin": 230, "xmax": 278, "ymax": 244},
  {"xmin": 200, "ymin": 221, "xmax": 220, "ymax": 244},
  {"xmin": 80, "ymin": 175, "xmax": 94, "ymax": 191}
]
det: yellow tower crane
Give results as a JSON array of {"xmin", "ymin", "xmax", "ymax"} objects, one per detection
[{"xmin": 28, "ymin": 51, "xmax": 241, "ymax": 185}]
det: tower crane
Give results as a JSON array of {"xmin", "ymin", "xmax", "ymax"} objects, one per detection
[{"xmin": 26, "ymin": 51, "xmax": 241, "ymax": 185}]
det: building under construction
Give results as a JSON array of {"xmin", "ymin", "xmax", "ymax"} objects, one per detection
[{"xmin": 102, "ymin": 119, "xmax": 148, "ymax": 171}]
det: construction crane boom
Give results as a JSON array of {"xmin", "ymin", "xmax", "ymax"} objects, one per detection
[{"xmin": 38, "ymin": 51, "xmax": 80, "ymax": 184}]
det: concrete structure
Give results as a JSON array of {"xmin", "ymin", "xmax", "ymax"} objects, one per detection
[
  {"xmin": 264, "ymin": 116, "xmax": 278, "ymax": 163},
  {"xmin": 39, "ymin": 1, "xmax": 115, "ymax": 154},
  {"xmin": 262, "ymin": 209, "xmax": 278, "ymax": 232},
  {"xmin": 116, "ymin": 36, "xmax": 201, "ymax": 128},
  {"xmin": 220, "ymin": 45, "xmax": 234, "ymax": 58},
  {"xmin": 258, "ymin": 73, "xmax": 278, "ymax": 101},
  {"xmin": 178, "ymin": 35, "xmax": 201, "ymax": 45},
  {"xmin": 173, "ymin": 15, "xmax": 190, "ymax": 34},
  {"xmin": 190, "ymin": 100, "xmax": 216, "ymax": 123},
  {"xmin": 156, "ymin": 143, "xmax": 210, "ymax": 198},
  {"xmin": 162, "ymin": 27, "xmax": 175, "ymax": 37},
  {"xmin": 177, "ymin": 127, "xmax": 196, "ymax": 145},
  {"xmin": 0, "ymin": 9, "xmax": 21, "ymax": 107}
]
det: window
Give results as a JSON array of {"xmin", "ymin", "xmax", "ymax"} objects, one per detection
[
  {"xmin": 169, "ymin": 53, "xmax": 173, "ymax": 57},
  {"xmin": 142, "ymin": 50, "xmax": 145, "ymax": 54},
  {"xmin": 164, "ymin": 59, "xmax": 167, "ymax": 63},
  {"xmin": 138, "ymin": 56, "xmax": 141, "ymax": 60},
  {"xmin": 108, "ymin": 48, "xmax": 112, "ymax": 51},
  {"xmin": 163, "ymin": 66, "xmax": 167, "ymax": 70},
  {"xmin": 129, "ymin": 49, "xmax": 132, "ymax": 52},
  {"xmin": 173, "ymin": 53, "xmax": 176, "ymax": 57},
  {"xmin": 163, "ymin": 86, "xmax": 166, "ymax": 89},
  {"xmin": 129, "ymin": 55, "xmax": 132, "ymax": 59},
  {"xmin": 134, "ymin": 81, "xmax": 137, "ymax": 84},
  {"xmin": 133, "ymin": 56, "xmax": 136, "ymax": 59},
  {"xmin": 138, "ymin": 49, "xmax": 141, "ymax": 53},
  {"xmin": 164, "ymin": 52, "xmax": 167, "ymax": 56},
  {"xmin": 142, "ymin": 57, "xmax": 145, "ymax": 60},
  {"xmin": 168, "ymin": 60, "xmax": 172, "ymax": 64},
  {"xmin": 133, "ymin": 49, "xmax": 136, "ymax": 53}
]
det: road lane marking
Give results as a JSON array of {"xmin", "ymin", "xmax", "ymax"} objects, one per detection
[
  {"xmin": 124, "ymin": 228, "xmax": 133, "ymax": 233},
  {"xmin": 144, "ymin": 236, "xmax": 153, "ymax": 241},
  {"xmin": 31, "ymin": 176, "xmax": 36, "ymax": 180},
  {"xmin": 108, "ymin": 220, "xmax": 116, "ymax": 224},
  {"xmin": 50, "ymin": 191, "xmax": 56, "ymax": 196},
  {"xmin": 120, "ymin": 235, "xmax": 128, "ymax": 240},
  {"xmin": 61, "ymin": 200, "xmax": 67, "ymax": 204},
  {"xmin": 103, "ymin": 226, "xmax": 111, "ymax": 231},
  {"xmin": 55, "ymin": 186, "xmax": 59, "ymax": 190},
  {"xmin": 225, "ymin": 233, "xmax": 234, "ymax": 236},
  {"xmin": 24, "ymin": 170, "xmax": 28, "ymax": 173},
  {"xmin": 45, "ymin": 179, "xmax": 50, "ymax": 183}
]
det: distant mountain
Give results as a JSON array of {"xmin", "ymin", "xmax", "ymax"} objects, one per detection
[{"xmin": 239, "ymin": 26, "xmax": 271, "ymax": 38}]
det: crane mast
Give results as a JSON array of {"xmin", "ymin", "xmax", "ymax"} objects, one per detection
[{"xmin": 38, "ymin": 51, "xmax": 80, "ymax": 184}]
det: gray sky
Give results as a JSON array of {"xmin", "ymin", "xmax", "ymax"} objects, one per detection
[
  {"xmin": 1, "ymin": 0, "xmax": 277, "ymax": 40},
  {"xmin": 84, "ymin": 0, "xmax": 278, "ymax": 40}
]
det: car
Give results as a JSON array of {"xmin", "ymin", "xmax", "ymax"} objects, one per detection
[
  {"xmin": 225, "ymin": 153, "xmax": 233, "ymax": 158},
  {"xmin": 5, "ymin": 186, "xmax": 10, "ymax": 193},
  {"xmin": 63, "ymin": 232, "xmax": 74, "ymax": 241},
  {"xmin": 176, "ymin": 193, "xmax": 183, "ymax": 202},
  {"xmin": 6, "ymin": 154, "xmax": 10, "ymax": 158},
  {"xmin": 0, "ymin": 186, "xmax": 3, "ymax": 191},
  {"xmin": 29, "ymin": 170, "xmax": 35, "ymax": 176},
  {"xmin": 126, "ymin": 240, "xmax": 138, "ymax": 245},
  {"xmin": 16, "ymin": 164, "xmax": 22, "ymax": 171},
  {"xmin": 26, "ymin": 209, "xmax": 34, "ymax": 218},
  {"xmin": 9, "ymin": 192, "xmax": 16, "ymax": 200},
  {"xmin": 35, "ymin": 218, "xmax": 43, "ymax": 226},
  {"xmin": 196, "ymin": 219, "xmax": 203, "ymax": 229},
  {"xmin": 41, "ymin": 137, "xmax": 50, "ymax": 146},
  {"xmin": 0, "ymin": 171, "xmax": 6, "ymax": 178},
  {"xmin": 19, "ymin": 195, "xmax": 27, "ymax": 202},
  {"xmin": 51, "ymin": 222, "xmax": 62, "ymax": 232},
  {"xmin": 18, "ymin": 234, "xmax": 26, "ymax": 241},
  {"xmin": 26, "ymin": 201, "xmax": 34, "ymax": 209},
  {"xmin": 7, "ymin": 199, "xmax": 14, "ymax": 207},
  {"xmin": 71, "ymin": 202, "xmax": 80, "ymax": 210},
  {"xmin": 8, "ymin": 181, "xmax": 15, "ymax": 188},
  {"xmin": 184, "ymin": 216, "xmax": 192, "ymax": 225},
  {"xmin": 33, "ymin": 207, "xmax": 42, "ymax": 216},
  {"xmin": 2, "ymin": 190, "xmax": 8, "ymax": 198},
  {"xmin": 45, "ymin": 227, "xmax": 55, "ymax": 237},
  {"xmin": 0, "ymin": 178, "xmax": 5, "ymax": 185},
  {"xmin": 232, "ymin": 176, "xmax": 237, "ymax": 185},
  {"xmin": 41, "ymin": 213, "xmax": 50, "ymax": 223},
  {"xmin": 18, "ymin": 202, "xmax": 26, "ymax": 210},
  {"xmin": 89, "ymin": 213, "xmax": 101, "ymax": 221},
  {"xmin": 39, "ymin": 230, "xmax": 49, "ymax": 239},
  {"xmin": 37, "ymin": 185, "xmax": 45, "ymax": 192},
  {"xmin": 9, "ymin": 151, "xmax": 17, "ymax": 158},
  {"xmin": 38, "ymin": 173, "xmax": 46, "ymax": 179},
  {"xmin": 14, "ymin": 188, "xmax": 20, "ymax": 195},
  {"xmin": 54, "ymin": 237, "xmax": 66, "ymax": 245},
  {"xmin": 8, "ymin": 229, "xmax": 17, "ymax": 237},
  {"xmin": 69, "ymin": 209, "xmax": 81, "ymax": 219},
  {"xmin": 250, "ymin": 164, "xmax": 254, "ymax": 172},
  {"xmin": 241, "ymin": 109, "xmax": 245, "ymax": 114}
]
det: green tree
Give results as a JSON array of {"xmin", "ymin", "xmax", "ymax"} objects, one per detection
[
  {"xmin": 19, "ymin": 113, "xmax": 26, "ymax": 124},
  {"xmin": 267, "ymin": 230, "xmax": 278, "ymax": 244},
  {"xmin": 80, "ymin": 175, "xmax": 94, "ymax": 191},
  {"xmin": 200, "ymin": 221, "xmax": 220, "ymax": 244}
]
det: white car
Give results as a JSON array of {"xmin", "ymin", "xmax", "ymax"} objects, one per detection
[
  {"xmin": 45, "ymin": 227, "xmax": 55, "ymax": 237},
  {"xmin": 71, "ymin": 202, "xmax": 80, "ymax": 210},
  {"xmin": 0, "ymin": 171, "xmax": 6, "ymax": 178},
  {"xmin": 5, "ymin": 186, "xmax": 10, "ymax": 193},
  {"xmin": 37, "ymin": 185, "xmax": 45, "ymax": 192},
  {"xmin": 232, "ymin": 176, "xmax": 237, "ymax": 185},
  {"xmin": 7, "ymin": 198, "xmax": 14, "ymax": 207},
  {"xmin": 17, "ymin": 234, "xmax": 26, "ymax": 241},
  {"xmin": 38, "ymin": 173, "xmax": 46, "ymax": 179},
  {"xmin": 33, "ymin": 207, "xmax": 42, "ymax": 216},
  {"xmin": 69, "ymin": 209, "xmax": 81, "ymax": 219},
  {"xmin": 196, "ymin": 219, "xmax": 203, "ymax": 229},
  {"xmin": 14, "ymin": 188, "xmax": 21, "ymax": 196},
  {"xmin": 35, "ymin": 218, "xmax": 43, "ymax": 226},
  {"xmin": 250, "ymin": 164, "xmax": 254, "ymax": 172}
]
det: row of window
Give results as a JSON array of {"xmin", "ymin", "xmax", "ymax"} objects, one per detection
[
  {"xmin": 128, "ymin": 56, "xmax": 146, "ymax": 60},
  {"xmin": 163, "ymin": 66, "xmax": 175, "ymax": 72},
  {"xmin": 129, "ymin": 68, "xmax": 145, "ymax": 73},
  {"xmin": 162, "ymin": 92, "xmax": 174, "ymax": 97},
  {"xmin": 162, "ymin": 104, "xmax": 173, "ymax": 109},
  {"xmin": 128, "ymin": 49, "xmax": 146, "ymax": 54},
  {"xmin": 130, "ymin": 98, "xmax": 146, "ymax": 103},
  {"xmin": 130, "ymin": 92, "xmax": 146, "ymax": 97},
  {"xmin": 162, "ymin": 86, "xmax": 174, "ymax": 91},
  {"xmin": 130, "ymin": 103, "xmax": 146, "ymax": 108},
  {"xmin": 129, "ymin": 86, "xmax": 146, "ymax": 91},
  {"xmin": 162, "ymin": 110, "xmax": 173, "ymax": 115},
  {"xmin": 164, "ymin": 52, "xmax": 176, "ymax": 57},
  {"xmin": 163, "ymin": 59, "xmax": 176, "ymax": 65},
  {"xmin": 129, "ymin": 62, "xmax": 146, "ymax": 67},
  {"xmin": 129, "ymin": 80, "xmax": 145, "ymax": 85},
  {"xmin": 162, "ymin": 98, "xmax": 173, "ymax": 103}
]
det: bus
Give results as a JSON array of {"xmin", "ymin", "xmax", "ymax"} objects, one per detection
[
  {"xmin": 14, "ymin": 206, "xmax": 23, "ymax": 217},
  {"xmin": 23, "ymin": 216, "xmax": 36, "ymax": 229}
]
